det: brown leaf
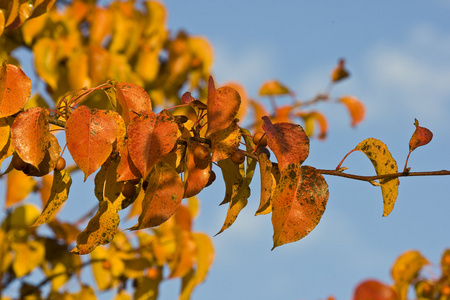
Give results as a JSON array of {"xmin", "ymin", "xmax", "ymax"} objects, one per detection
[
  {"xmin": 129, "ymin": 161, "xmax": 184, "ymax": 230},
  {"xmin": 206, "ymin": 77, "xmax": 241, "ymax": 137},
  {"xmin": 271, "ymin": 164, "xmax": 329, "ymax": 249},
  {"xmin": 127, "ymin": 110, "xmax": 178, "ymax": 179},
  {"xmin": 409, "ymin": 118, "xmax": 433, "ymax": 152},
  {"xmin": 262, "ymin": 117, "xmax": 310, "ymax": 172},
  {"xmin": 11, "ymin": 107, "xmax": 50, "ymax": 168},
  {"xmin": 0, "ymin": 63, "xmax": 31, "ymax": 118},
  {"xmin": 65, "ymin": 106, "xmax": 118, "ymax": 180},
  {"xmin": 339, "ymin": 96, "xmax": 365, "ymax": 127},
  {"xmin": 331, "ymin": 58, "xmax": 350, "ymax": 83}
]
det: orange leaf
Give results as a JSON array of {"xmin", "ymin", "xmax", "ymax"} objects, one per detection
[
  {"xmin": 255, "ymin": 151, "xmax": 275, "ymax": 215},
  {"xmin": 248, "ymin": 100, "xmax": 269, "ymax": 132},
  {"xmin": 111, "ymin": 82, "xmax": 152, "ymax": 126},
  {"xmin": 71, "ymin": 199, "xmax": 120, "ymax": 255},
  {"xmin": 0, "ymin": 10, "xmax": 5, "ymax": 36},
  {"xmin": 339, "ymin": 96, "xmax": 365, "ymax": 127},
  {"xmin": 169, "ymin": 231, "xmax": 196, "ymax": 278},
  {"xmin": 259, "ymin": 80, "xmax": 290, "ymax": 96},
  {"xmin": 0, "ymin": 63, "xmax": 31, "ymax": 118},
  {"xmin": 353, "ymin": 280, "xmax": 397, "ymax": 300},
  {"xmin": 11, "ymin": 107, "xmax": 50, "ymax": 168},
  {"xmin": 21, "ymin": 133, "xmax": 61, "ymax": 177},
  {"xmin": 127, "ymin": 110, "xmax": 178, "ymax": 179},
  {"xmin": 409, "ymin": 118, "xmax": 433, "ymax": 152},
  {"xmin": 129, "ymin": 161, "xmax": 184, "ymax": 230},
  {"xmin": 6, "ymin": 169, "xmax": 37, "ymax": 207},
  {"xmin": 0, "ymin": 117, "xmax": 11, "ymax": 152},
  {"xmin": 223, "ymin": 82, "xmax": 248, "ymax": 122},
  {"xmin": 271, "ymin": 164, "xmax": 329, "ymax": 249},
  {"xmin": 391, "ymin": 250, "xmax": 428, "ymax": 300},
  {"xmin": 183, "ymin": 141, "xmax": 212, "ymax": 198},
  {"xmin": 116, "ymin": 143, "xmax": 141, "ymax": 182},
  {"xmin": 262, "ymin": 117, "xmax": 310, "ymax": 172},
  {"xmin": 209, "ymin": 120, "xmax": 241, "ymax": 162},
  {"xmin": 296, "ymin": 111, "xmax": 328, "ymax": 140},
  {"xmin": 206, "ymin": 77, "xmax": 241, "ymax": 137},
  {"xmin": 65, "ymin": 106, "xmax": 118, "ymax": 180},
  {"xmin": 331, "ymin": 58, "xmax": 350, "ymax": 83}
]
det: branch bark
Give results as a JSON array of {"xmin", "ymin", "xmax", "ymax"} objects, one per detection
[{"xmin": 318, "ymin": 169, "xmax": 450, "ymax": 182}]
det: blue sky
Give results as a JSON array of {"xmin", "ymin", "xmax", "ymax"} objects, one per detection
[{"xmin": 2, "ymin": 1, "xmax": 450, "ymax": 299}]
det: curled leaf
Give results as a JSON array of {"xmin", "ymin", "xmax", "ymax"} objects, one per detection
[
  {"xmin": 409, "ymin": 119, "xmax": 433, "ymax": 152},
  {"xmin": 339, "ymin": 96, "xmax": 365, "ymax": 127},
  {"xmin": 355, "ymin": 138, "xmax": 399, "ymax": 217}
]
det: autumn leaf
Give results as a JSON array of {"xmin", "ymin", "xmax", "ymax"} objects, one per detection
[
  {"xmin": 129, "ymin": 161, "xmax": 184, "ymax": 230},
  {"xmin": 183, "ymin": 141, "xmax": 212, "ymax": 198},
  {"xmin": 32, "ymin": 169, "xmax": 72, "ymax": 227},
  {"xmin": 33, "ymin": 38, "xmax": 59, "ymax": 90},
  {"xmin": 206, "ymin": 77, "xmax": 241, "ymax": 137},
  {"xmin": 0, "ymin": 117, "xmax": 11, "ymax": 153},
  {"xmin": 12, "ymin": 240, "xmax": 45, "ymax": 277},
  {"xmin": 127, "ymin": 110, "xmax": 178, "ymax": 179},
  {"xmin": 0, "ymin": 63, "xmax": 31, "ymax": 118},
  {"xmin": 11, "ymin": 107, "xmax": 50, "ymax": 168},
  {"xmin": 331, "ymin": 58, "xmax": 350, "ymax": 82},
  {"xmin": 355, "ymin": 138, "xmax": 399, "ymax": 217},
  {"xmin": 391, "ymin": 250, "xmax": 428, "ymax": 300},
  {"xmin": 6, "ymin": 169, "xmax": 37, "ymax": 207},
  {"xmin": 248, "ymin": 100, "xmax": 269, "ymax": 132},
  {"xmin": 409, "ymin": 118, "xmax": 433, "ymax": 152},
  {"xmin": 271, "ymin": 164, "xmax": 329, "ymax": 249},
  {"xmin": 353, "ymin": 279, "xmax": 397, "ymax": 300},
  {"xmin": 65, "ymin": 106, "xmax": 118, "ymax": 180},
  {"xmin": 255, "ymin": 151, "xmax": 275, "ymax": 215},
  {"xmin": 209, "ymin": 119, "xmax": 241, "ymax": 162},
  {"xmin": 71, "ymin": 199, "xmax": 120, "ymax": 255},
  {"xmin": 259, "ymin": 80, "xmax": 290, "ymax": 96},
  {"xmin": 339, "ymin": 96, "xmax": 365, "ymax": 127},
  {"xmin": 296, "ymin": 111, "xmax": 328, "ymax": 139},
  {"xmin": 21, "ymin": 133, "xmax": 61, "ymax": 177},
  {"xmin": 262, "ymin": 116, "xmax": 310, "ymax": 172},
  {"xmin": 169, "ymin": 230, "xmax": 196, "ymax": 278}
]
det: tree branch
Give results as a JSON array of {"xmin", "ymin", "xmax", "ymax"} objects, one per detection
[{"xmin": 317, "ymin": 169, "xmax": 450, "ymax": 182}]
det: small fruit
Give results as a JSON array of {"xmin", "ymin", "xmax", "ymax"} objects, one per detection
[
  {"xmin": 122, "ymin": 182, "xmax": 136, "ymax": 198},
  {"xmin": 12, "ymin": 154, "xmax": 27, "ymax": 171},
  {"xmin": 206, "ymin": 170, "xmax": 216, "ymax": 187},
  {"xmin": 55, "ymin": 157, "xmax": 66, "ymax": 171},
  {"xmin": 193, "ymin": 144, "xmax": 209, "ymax": 161},
  {"xmin": 231, "ymin": 150, "xmax": 245, "ymax": 164},
  {"xmin": 253, "ymin": 132, "xmax": 268, "ymax": 147}
]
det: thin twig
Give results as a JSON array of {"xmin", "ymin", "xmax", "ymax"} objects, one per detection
[{"xmin": 317, "ymin": 169, "xmax": 450, "ymax": 183}]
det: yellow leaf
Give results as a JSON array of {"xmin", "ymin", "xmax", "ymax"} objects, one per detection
[
  {"xmin": 169, "ymin": 231, "xmax": 196, "ymax": 278},
  {"xmin": 33, "ymin": 37, "xmax": 59, "ymax": 90},
  {"xmin": 90, "ymin": 247, "xmax": 115, "ymax": 290},
  {"xmin": 0, "ymin": 117, "xmax": 10, "ymax": 150},
  {"xmin": 134, "ymin": 271, "xmax": 162, "ymax": 300},
  {"xmin": 255, "ymin": 151, "xmax": 275, "ymax": 215},
  {"xmin": 6, "ymin": 169, "xmax": 37, "ymax": 207},
  {"xmin": 391, "ymin": 250, "xmax": 428, "ymax": 300},
  {"xmin": 355, "ymin": 138, "xmax": 399, "ymax": 216},
  {"xmin": 0, "ymin": 10, "xmax": 5, "ymax": 36},
  {"xmin": 296, "ymin": 111, "xmax": 328, "ymax": 140},
  {"xmin": 12, "ymin": 240, "xmax": 45, "ymax": 277},
  {"xmin": 32, "ymin": 169, "xmax": 72, "ymax": 226},
  {"xmin": 209, "ymin": 119, "xmax": 241, "ymax": 162},
  {"xmin": 2, "ymin": 203, "xmax": 40, "ymax": 228},
  {"xmin": 114, "ymin": 290, "xmax": 131, "ymax": 300},
  {"xmin": 259, "ymin": 80, "xmax": 290, "ymax": 96},
  {"xmin": 71, "ymin": 200, "xmax": 120, "ymax": 255}
]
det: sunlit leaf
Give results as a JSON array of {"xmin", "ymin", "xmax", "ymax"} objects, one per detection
[
  {"xmin": 409, "ymin": 118, "xmax": 433, "ymax": 152},
  {"xmin": 33, "ymin": 38, "xmax": 59, "ymax": 90},
  {"xmin": 89, "ymin": 7, "xmax": 113, "ymax": 46},
  {"xmin": 355, "ymin": 138, "xmax": 399, "ymax": 217},
  {"xmin": 134, "ymin": 268, "xmax": 162, "ymax": 300},
  {"xmin": 259, "ymin": 80, "xmax": 290, "ymax": 96},
  {"xmin": 67, "ymin": 50, "xmax": 91, "ymax": 90},
  {"xmin": 441, "ymin": 249, "xmax": 450, "ymax": 278},
  {"xmin": 272, "ymin": 164, "xmax": 329, "ymax": 249},
  {"xmin": 248, "ymin": 100, "xmax": 269, "ymax": 132},
  {"xmin": 262, "ymin": 116, "xmax": 310, "ymax": 172},
  {"xmin": 222, "ymin": 82, "xmax": 248, "ymax": 122},
  {"xmin": 0, "ymin": 117, "xmax": 11, "ymax": 151},
  {"xmin": 353, "ymin": 279, "xmax": 397, "ymax": 300},
  {"xmin": 209, "ymin": 119, "xmax": 241, "ymax": 162},
  {"xmin": 24, "ymin": 94, "xmax": 49, "ymax": 110},
  {"xmin": 127, "ymin": 110, "xmax": 178, "ymax": 179},
  {"xmin": 88, "ymin": 45, "xmax": 110, "ymax": 85},
  {"xmin": 206, "ymin": 77, "xmax": 241, "ymax": 137},
  {"xmin": 32, "ymin": 170, "xmax": 72, "ymax": 226},
  {"xmin": 169, "ymin": 231, "xmax": 196, "ymax": 278},
  {"xmin": 12, "ymin": 240, "xmax": 45, "ymax": 277},
  {"xmin": 255, "ymin": 151, "xmax": 275, "ymax": 215},
  {"xmin": 6, "ymin": 169, "xmax": 37, "ymax": 207},
  {"xmin": 71, "ymin": 200, "xmax": 120, "ymax": 255},
  {"xmin": 331, "ymin": 58, "xmax": 350, "ymax": 83},
  {"xmin": 0, "ymin": 62, "xmax": 31, "ymax": 118},
  {"xmin": 65, "ymin": 106, "xmax": 118, "ymax": 180},
  {"xmin": 114, "ymin": 290, "xmax": 131, "ymax": 300},
  {"xmin": 0, "ymin": 10, "xmax": 5, "ymax": 36},
  {"xmin": 296, "ymin": 111, "xmax": 328, "ymax": 140},
  {"xmin": 129, "ymin": 161, "xmax": 184, "ymax": 230},
  {"xmin": 2, "ymin": 203, "xmax": 40, "ymax": 228},
  {"xmin": 21, "ymin": 133, "xmax": 60, "ymax": 177},
  {"xmin": 90, "ymin": 247, "xmax": 115, "ymax": 290},
  {"xmin": 339, "ymin": 96, "xmax": 365, "ymax": 127},
  {"xmin": 391, "ymin": 250, "xmax": 428, "ymax": 300},
  {"xmin": 11, "ymin": 107, "xmax": 50, "ymax": 168}
]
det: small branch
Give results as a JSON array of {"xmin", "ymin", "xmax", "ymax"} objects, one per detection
[
  {"xmin": 317, "ymin": 169, "xmax": 450, "ymax": 182},
  {"xmin": 47, "ymin": 115, "xmax": 66, "ymax": 128}
]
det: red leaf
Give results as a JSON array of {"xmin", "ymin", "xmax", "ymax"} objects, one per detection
[
  {"xmin": 114, "ymin": 82, "xmax": 152, "ymax": 125},
  {"xmin": 181, "ymin": 92, "xmax": 195, "ymax": 104},
  {"xmin": 353, "ymin": 280, "xmax": 397, "ymax": 300},
  {"xmin": 0, "ymin": 63, "xmax": 31, "ymax": 118},
  {"xmin": 129, "ymin": 161, "xmax": 184, "ymax": 230},
  {"xmin": 272, "ymin": 164, "xmax": 328, "ymax": 249},
  {"xmin": 262, "ymin": 117, "xmax": 310, "ymax": 171},
  {"xmin": 65, "ymin": 106, "xmax": 118, "ymax": 180},
  {"xmin": 11, "ymin": 107, "xmax": 50, "ymax": 168},
  {"xmin": 206, "ymin": 77, "xmax": 241, "ymax": 137},
  {"xmin": 409, "ymin": 118, "xmax": 433, "ymax": 151},
  {"xmin": 127, "ymin": 110, "xmax": 178, "ymax": 179}
]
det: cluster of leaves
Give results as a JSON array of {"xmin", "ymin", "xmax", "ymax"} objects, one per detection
[{"xmin": 347, "ymin": 249, "xmax": 450, "ymax": 300}]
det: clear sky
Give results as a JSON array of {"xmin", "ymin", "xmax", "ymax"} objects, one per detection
[{"xmin": 2, "ymin": 1, "xmax": 450, "ymax": 299}]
